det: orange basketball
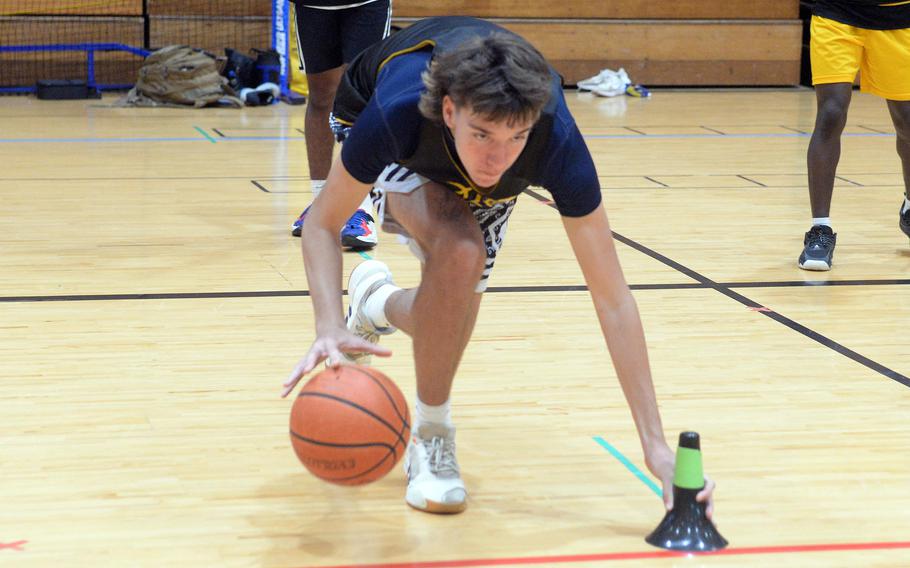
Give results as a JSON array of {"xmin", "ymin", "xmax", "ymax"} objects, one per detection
[{"xmin": 289, "ymin": 365, "xmax": 411, "ymax": 485}]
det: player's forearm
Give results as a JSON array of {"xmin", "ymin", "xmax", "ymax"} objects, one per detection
[
  {"xmin": 595, "ymin": 291, "xmax": 668, "ymax": 451},
  {"xmin": 300, "ymin": 222, "xmax": 345, "ymax": 335}
]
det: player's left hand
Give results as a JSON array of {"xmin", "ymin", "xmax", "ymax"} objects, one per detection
[
  {"xmin": 281, "ymin": 328, "xmax": 392, "ymax": 398},
  {"xmin": 646, "ymin": 443, "xmax": 716, "ymax": 520}
]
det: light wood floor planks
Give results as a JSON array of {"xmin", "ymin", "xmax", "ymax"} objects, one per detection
[{"xmin": 1, "ymin": 89, "xmax": 908, "ymax": 567}]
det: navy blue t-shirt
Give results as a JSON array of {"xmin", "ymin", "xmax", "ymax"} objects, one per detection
[{"xmin": 340, "ymin": 50, "xmax": 602, "ymax": 218}]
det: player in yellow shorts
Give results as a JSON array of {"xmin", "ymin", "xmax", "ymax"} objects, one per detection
[{"xmin": 798, "ymin": 0, "xmax": 910, "ymax": 270}]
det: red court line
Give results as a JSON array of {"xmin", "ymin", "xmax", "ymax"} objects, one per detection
[
  {"xmin": 0, "ymin": 540, "xmax": 26, "ymax": 551},
  {"xmin": 305, "ymin": 540, "xmax": 910, "ymax": 568}
]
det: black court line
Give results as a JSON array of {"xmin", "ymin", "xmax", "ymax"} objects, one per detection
[
  {"xmin": 737, "ymin": 174, "xmax": 766, "ymax": 187},
  {"xmin": 0, "ymin": 285, "xmax": 606, "ymax": 303},
  {"xmin": 0, "ymin": 291, "xmax": 312, "ymax": 302},
  {"xmin": 700, "ymin": 125, "xmax": 726, "ymax": 135},
  {"xmin": 728, "ymin": 278, "xmax": 910, "ymax": 288},
  {"xmin": 248, "ymin": 175, "xmax": 898, "ymax": 194},
  {"xmin": 251, "ymin": 178, "xmax": 308, "ymax": 194},
  {"xmin": 522, "ymin": 188, "xmax": 910, "ymax": 388},
  {"xmin": 644, "ymin": 176, "xmax": 669, "ymax": 188},
  {"xmin": 623, "ymin": 126, "xmax": 647, "ymax": 135},
  {"xmin": 0, "ymin": 175, "xmax": 311, "ymax": 181},
  {"xmin": 211, "ymin": 128, "xmax": 226, "ymax": 138},
  {"xmin": 1, "ymin": 171, "xmax": 898, "ymax": 184},
  {"xmin": 3, "ymin": 284, "xmax": 908, "ymax": 387},
  {"xmin": 835, "ymin": 175, "xmax": 864, "ymax": 186},
  {"xmin": 6, "ymin": 279, "xmax": 910, "ymax": 304}
]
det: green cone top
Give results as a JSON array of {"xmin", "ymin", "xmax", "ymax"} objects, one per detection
[{"xmin": 673, "ymin": 432, "xmax": 704, "ymax": 490}]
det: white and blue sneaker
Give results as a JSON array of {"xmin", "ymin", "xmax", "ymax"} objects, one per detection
[
  {"xmin": 344, "ymin": 260, "xmax": 397, "ymax": 365},
  {"xmin": 292, "ymin": 207, "xmax": 378, "ymax": 251},
  {"xmin": 405, "ymin": 422, "xmax": 467, "ymax": 514},
  {"xmin": 341, "ymin": 209, "xmax": 378, "ymax": 250}
]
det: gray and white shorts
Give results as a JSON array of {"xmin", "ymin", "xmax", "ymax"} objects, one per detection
[{"xmin": 372, "ymin": 163, "xmax": 516, "ymax": 293}]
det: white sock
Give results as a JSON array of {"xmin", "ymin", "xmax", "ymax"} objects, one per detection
[
  {"xmin": 812, "ymin": 217, "xmax": 832, "ymax": 227},
  {"xmin": 415, "ymin": 398, "xmax": 452, "ymax": 428},
  {"xmin": 363, "ymin": 283, "xmax": 399, "ymax": 329},
  {"xmin": 902, "ymin": 196, "xmax": 910, "ymax": 214},
  {"xmin": 357, "ymin": 193, "xmax": 373, "ymax": 213},
  {"xmin": 310, "ymin": 179, "xmax": 326, "ymax": 200}
]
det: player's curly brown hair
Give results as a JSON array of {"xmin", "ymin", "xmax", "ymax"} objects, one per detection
[{"xmin": 418, "ymin": 32, "xmax": 552, "ymax": 127}]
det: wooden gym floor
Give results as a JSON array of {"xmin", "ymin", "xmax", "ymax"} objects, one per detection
[{"xmin": 1, "ymin": 88, "xmax": 908, "ymax": 567}]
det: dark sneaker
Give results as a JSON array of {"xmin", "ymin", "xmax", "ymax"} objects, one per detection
[
  {"xmin": 798, "ymin": 225, "xmax": 837, "ymax": 271},
  {"xmin": 340, "ymin": 209, "xmax": 378, "ymax": 250},
  {"xmin": 900, "ymin": 202, "xmax": 910, "ymax": 241},
  {"xmin": 290, "ymin": 206, "xmax": 310, "ymax": 237}
]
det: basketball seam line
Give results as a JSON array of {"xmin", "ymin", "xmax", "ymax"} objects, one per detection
[
  {"xmin": 289, "ymin": 432, "xmax": 396, "ymax": 450},
  {"xmin": 352, "ymin": 366, "xmax": 411, "ymax": 429},
  {"xmin": 296, "ymin": 392, "xmax": 408, "ymax": 446},
  {"xmin": 291, "ymin": 432, "xmax": 404, "ymax": 483}
]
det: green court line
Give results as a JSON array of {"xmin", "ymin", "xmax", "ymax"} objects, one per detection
[
  {"xmin": 594, "ymin": 436, "xmax": 663, "ymax": 497},
  {"xmin": 357, "ymin": 251, "xmax": 372, "ymax": 260},
  {"xmin": 194, "ymin": 126, "xmax": 217, "ymax": 143}
]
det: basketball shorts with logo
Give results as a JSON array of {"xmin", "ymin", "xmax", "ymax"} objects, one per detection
[
  {"xmin": 371, "ymin": 163, "xmax": 516, "ymax": 293},
  {"xmin": 810, "ymin": 15, "xmax": 910, "ymax": 100}
]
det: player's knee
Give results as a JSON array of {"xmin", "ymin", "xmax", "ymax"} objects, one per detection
[
  {"xmin": 890, "ymin": 106, "xmax": 910, "ymax": 140},
  {"xmin": 425, "ymin": 233, "xmax": 485, "ymax": 279},
  {"xmin": 307, "ymin": 96, "xmax": 334, "ymax": 114},
  {"xmin": 306, "ymin": 84, "xmax": 336, "ymax": 112},
  {"xmin": 450, "ymin": 238, "xmax": 486, "ymax": 275},
  {"xmin": 815, "ymin": 103, "xmax": 848, "ymax": 134}
]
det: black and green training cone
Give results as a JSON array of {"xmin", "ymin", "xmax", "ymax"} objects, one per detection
[{"xmin": 645, "ymin": 432, "xmax": 728, "ymax": 552}]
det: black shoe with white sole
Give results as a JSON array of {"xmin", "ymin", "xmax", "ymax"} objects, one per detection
[{"xmin": 798, "ymin": 225, "xmax": 837, "ymax": 271}]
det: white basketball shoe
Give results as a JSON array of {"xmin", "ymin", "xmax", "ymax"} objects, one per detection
[{"xmin": 404, "ymin": 422, "xmax": 467, "ymax": 514}]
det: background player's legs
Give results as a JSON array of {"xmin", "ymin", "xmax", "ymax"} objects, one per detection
[
  {"xmin": 306, "ymin": 0, "xmax": 390, "ymax": 179},
  {"xmin": 887, "ymin": 99, "xmax": 910, "ymax": 238},
  {"xmin": 799, "ymin": 83, "xmax": 852, "ymax": 270},
  {"xmin": 887, "ymin": 100, "xmax": 910, "ymax": 197},
  {"xmin": 291, "ymin": 7, "xmax": 376, "ymax": 244},
  {"xmin": 808, "ymin": 83, "xmax": 853, "ymax": 218},
  {"xmin": 304, "ymin": 67, "xmax": 344, "ymax": 181},
  {"xmin": 293, "ymin": 64, "xmax": 378, "ymax": 246}
]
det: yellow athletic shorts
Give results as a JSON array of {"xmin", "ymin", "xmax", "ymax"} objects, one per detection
[{"xmin": 810, "ymin": 15, "xmax": 910, "ymax": 100}]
